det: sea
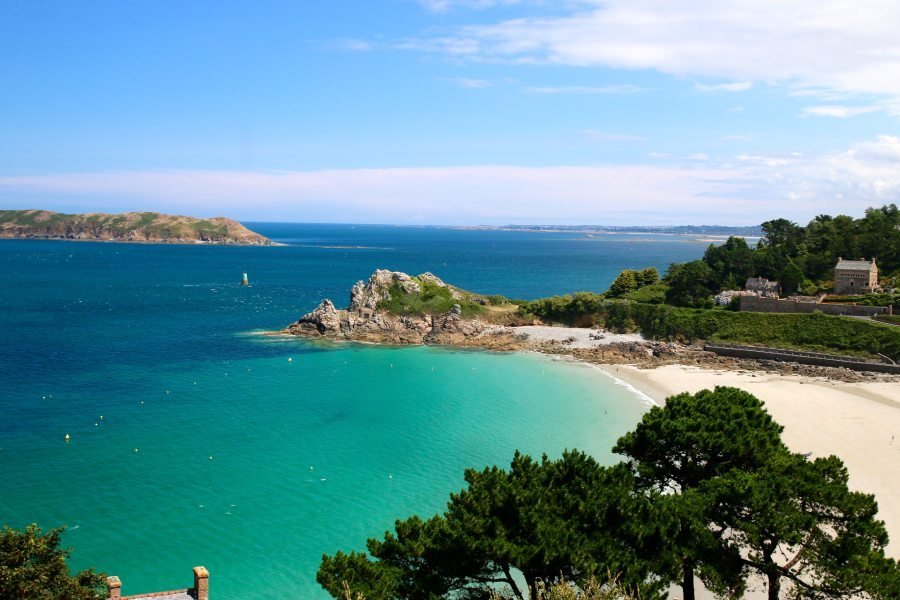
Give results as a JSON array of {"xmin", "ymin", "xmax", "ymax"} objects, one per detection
[{"xmin": 0, "ymin": 224, "xmax": 708, "ymax": 598}]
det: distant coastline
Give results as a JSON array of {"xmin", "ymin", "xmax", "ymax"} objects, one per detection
[
  {"xmin": 0, "ymin": 209, "xmax": 273, "ymax": 246},
  {"xmin": 451, "ymin": 223, "xmax": 764, "ymax": 237}
]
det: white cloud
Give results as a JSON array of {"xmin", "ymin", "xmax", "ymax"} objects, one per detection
[
  {"xmin": 417, "ymin": 0, "xmax": 526, "ymax": 12},
  {"xmin": 406, "ymin": 0, "xmax": 900, "ymax": 108},
  {"xmin": 695, "ymin": 82, "xmax": 753, "ymax": 93},
  {"xmin": 2, "ymin": 136, "xmax": 898, "ymax": 225},
  {"xmin": 524, "ymin": 84, "xmax": 644, "ymax": 94},
  {"xmin": 801, "ymin": 104, "xmax": 881, "ymax": 118},
  {"xmin": 445, "ymin": 77, "xmax": 494, "ymax": 88},
  {"xmin": 581, "ymin": 130, "xmax": 646, "ymax": 142},
  {"xmin": 332, "ymin": 38, "xmax": 373, "ymax": 52}
]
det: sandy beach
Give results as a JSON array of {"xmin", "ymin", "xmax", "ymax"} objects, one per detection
[{"xmin": 600, "ymin": 363, "xmax": 900, "ymax": 559}]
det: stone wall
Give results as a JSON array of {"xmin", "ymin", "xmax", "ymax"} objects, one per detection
[
  {"xmin": 107, "ymin": 567, "xmax": 208, "ymax": 600},
  {"xmin": 739, "ymin": 295, "xmax": 890, "ymax": 317},
  {"xmin": 705, "ymin": 343, "xmax": 900, "ymax": 374}
]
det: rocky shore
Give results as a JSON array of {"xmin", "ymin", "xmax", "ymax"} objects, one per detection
[{"xmin": 279, "ymin": 269, "xmax": 898, "ymax": 384}]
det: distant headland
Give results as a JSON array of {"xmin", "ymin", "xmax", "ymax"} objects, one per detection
[{"xmin": 0, "ymin": 209, "xmax": 273, "ymax": 245}]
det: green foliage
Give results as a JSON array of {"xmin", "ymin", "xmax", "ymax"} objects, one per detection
[
  {"xmin": 703, "ymin": 236, "xmax": 755, "ymax": 288},
  {"xmin": 319, "ymin": 452, "xmax": 668, "ymax": 600},
  {"xmin": 699, "ymin": 453, "xmax": 894, "ymax": 599},
  {"xmin": 615, "ymin": 387, "xmax": 897, "ymax": 599},
  {"xmin": 606, "ymin": 268, "xmax": 659, "ymax": 298},
  {"xmin": 493, "ymin": 575, "xmax": 641, "ymax": 600},
  {"xmin": 697, "ymin": 205, "xmax": 900, "ymax": 293},
  {"xmin": 663, "ymin": 261, "xmax": 716, "ymax": 308},
  {"xmin": 519, "ymin": 296, "xmax": 900, "ymax": 360},
  {"xmin": 376, "ymin": 281, "xmax": 484, "ymax": 318},
  {"xmin": 614, "ymin": 387, "xmax": 786, "ymax": 491},
  {"xmin": 518, "ymin": 293, "xmax": 607, "ymax": 325},
  {"xmin": 0, "ymin": 524, "xmax": 106, "ymax": 599},
  {"xmin": 607, "ymin": 271, "xmax": 639, "ymax": 298},
  {"xmin": 622, "ymin": 283, "xmax": 668, "ymax": 305}
]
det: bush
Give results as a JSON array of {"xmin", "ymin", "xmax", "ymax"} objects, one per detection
[{"xmin": 376, "ymin": 281, "xmax": 484, "ymax": 317}]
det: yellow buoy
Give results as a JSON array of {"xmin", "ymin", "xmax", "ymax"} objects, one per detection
[{"xmin": 65, "ymin": 434, "xmax": 70, "ymax": 443}]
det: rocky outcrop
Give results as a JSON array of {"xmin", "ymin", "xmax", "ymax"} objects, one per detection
[
  {"xmin": 0, "ymin": 210, "xmax": 273, "ymax": 245},
  {"xmin": 282, "ymin": 269, "xmax": 488, "ymax": 345}
]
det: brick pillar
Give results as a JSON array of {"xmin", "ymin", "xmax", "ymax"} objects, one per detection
[
  {"xmin": 193, "ymin": 566, "xmax": 209, "ymax": 600},
  {"xmin": 107, "ymin": 576, "xmax": 121, "ymax": 600}
]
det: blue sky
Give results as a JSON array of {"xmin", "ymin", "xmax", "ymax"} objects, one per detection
[{"xmin": 1, "ymin": 0, "xmax": 899, "ymax": 225}]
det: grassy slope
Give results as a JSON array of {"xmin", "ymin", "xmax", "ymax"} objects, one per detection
[{"xmin": 522, "ymin": 297, "xmax": 900, "ymax": 361}]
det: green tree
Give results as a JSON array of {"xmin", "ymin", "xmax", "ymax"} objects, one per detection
[
  {"xmin": 636, "ymin": 268, "xmax": 659, "ymax": 288},
  {"xmin": 612, "ymin": 387, "xmax": 787, "ymax": 600},
  {"xmin": 663, "ymin": 261, "xmax": 716, "ymax": 307},
  {"xmin": 703, "ymin": 236, "xmax": 754, "ymax": 286},
  {"xmin": 760, "ymin": 218, "xmax": 805, "ymax": 253},
  {"xmin": 700, "ymin": 453, "xmax": 897, "ymax": 599},
  {"xmin": 0, "ymin": 524, "xmax": 106, "ymax": 600},
  {"xmin": 607, "ymin": 271, "xmax": 639, "ymax": 298},
  {"xmin": 318, "ymin": 453, "xmax": 667, "ymax": 600}
]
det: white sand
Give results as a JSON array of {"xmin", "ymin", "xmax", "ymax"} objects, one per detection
[
  {"xmin": 601, "ymin": 364, "xmax": 900, "ymax": 558},
  {"xmin": 512, "ymin": 325, "xmax": 645, "ymax": 348}
]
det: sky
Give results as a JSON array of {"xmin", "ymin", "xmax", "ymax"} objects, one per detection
[{"xmin": 1, "ymin": 0, "xmax": 899, "ymax": 225}]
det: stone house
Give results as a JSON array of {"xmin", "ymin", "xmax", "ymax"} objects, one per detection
[
  {"xmin": 744, "ymin": 277, "xmax": 781, "ymax": 298},
  {"xmin": 834, "ymin": 258, "xmax": 878, "ymax": 295}
]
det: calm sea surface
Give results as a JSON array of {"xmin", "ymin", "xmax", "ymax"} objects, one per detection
[{"xmin": 0, "ymin": 225, "xmax": 706, "ymax": 598}]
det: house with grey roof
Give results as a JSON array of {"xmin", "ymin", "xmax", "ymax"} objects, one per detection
[
  {"xmin": 834, "ymin": 258, "xmax": 878, "ymax": 295},
  {"xmin": 744, "ymin": 277, "xmax": 781, "ymax": 298}
]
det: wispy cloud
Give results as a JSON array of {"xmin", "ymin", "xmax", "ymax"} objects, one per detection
[
  {"xmin": 581, "ymin": 130, "xmax": 646, "ymax": 142},
  {"xmin": 403, "ymin": 1, "xmax": 900, "ymax": 110},
  {"xmin": 801, "ymin": 104, "xmax": 881, "ymax": 118},
  {"xmin": 417, "ymin": 0, "xmax": 526, "ymax": 12},
  {"xmin": 721, "ymin": 135, "xmax": 754, "ymax": 141},
  {"xmin": 524, "ymin": 84, "xmax": 644, "ymax": 94},
  {"xmin": 695, "ymin": 82, "xmax": 753, "ymax": 93},
  {"xmin": 444, "ymin": 77, "xmax": 494, "ymax": 88},
  {"xmin": 331, "ymin": 38, "xmax": 374, "ymax": 52},
  {"xmin": 3, "ymin": 136, "xmax": 898, "ymax": 225}
]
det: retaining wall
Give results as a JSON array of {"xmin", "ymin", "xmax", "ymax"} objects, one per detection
[
  {"xmin": 739, "ymin": 295, "xmax": 890, "ymax": 317},
  {"xmin": 705, "ymin": 342, "xmax": 900, "ymax": 374}
]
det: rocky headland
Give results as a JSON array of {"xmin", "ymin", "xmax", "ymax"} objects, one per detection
[
  {"xmin": 0, "ymin": 209, "xmax": 273, "ymax": 245},
  {"xmin": 281, "ymin": 269, "xmax": 516, "ymax": 346}
]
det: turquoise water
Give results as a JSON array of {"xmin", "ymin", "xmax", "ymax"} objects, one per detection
[{"xmin": 0, "ymin": 225, "xmax": 705, "ymax": 598}]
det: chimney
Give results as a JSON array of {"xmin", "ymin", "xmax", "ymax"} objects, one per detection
[
  {"xmin": 193, "ymin": 566, "xmax": 209, "ymax": 600},
  {"xmin": 107, "ymin": 576, "xmax": 121, "ymax": 600}
]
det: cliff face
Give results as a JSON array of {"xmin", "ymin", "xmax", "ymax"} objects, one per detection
[
  {"xmin": 0, "ymin": 210, "xmax": 273, "ymax": 245},
  {"xmin": 282, "ymin": 269, "xmax": 490, "ymax": 345}
]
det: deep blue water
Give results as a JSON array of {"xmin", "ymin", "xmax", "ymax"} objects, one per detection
[{"xmin": 0, "ymin": 224, "xmax": 706, "ymax": 598}]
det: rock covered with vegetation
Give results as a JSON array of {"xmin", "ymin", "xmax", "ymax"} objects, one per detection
[
  {"xmin": 0, "ymin": 209, "xmax": 273, "ymax": 245},
  {"xmin": 282, "ymin": 269, "xmax": 521, "ymax": 345}
]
